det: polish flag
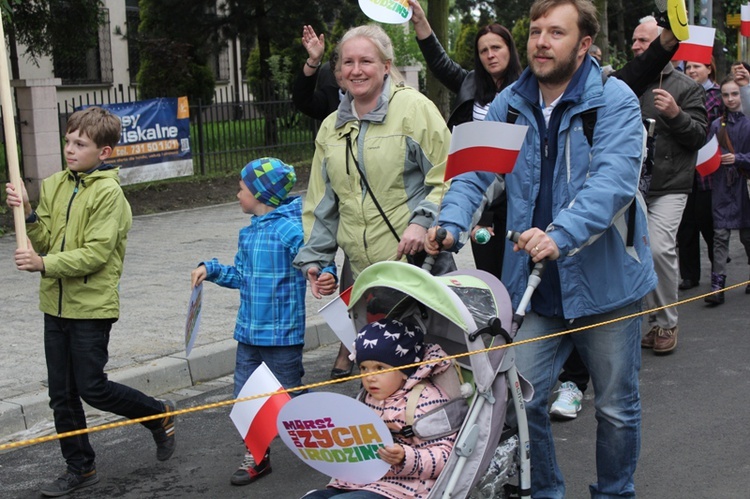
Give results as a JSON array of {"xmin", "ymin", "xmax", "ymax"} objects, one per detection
[
  {"xmin": 230, "ymin": 362, "xmax": 291, "ymax": 463},
  {"xmin": 696, "ymin": 136, "xmax": 721, "ymax": 177},
  {"xmin": 444, "ymin": 121, "xmax": 528, "ymax": 181},
  {"xmin": 318, "ymin": 286, "xmax": 356, "ymax": 353},
  {"xmin": 743, "ymin": 5, "xmax": 750, "ymax": 37},
  {"xmin": 672, "ymin": 26, "xmax": 715, "ymax": 65}
]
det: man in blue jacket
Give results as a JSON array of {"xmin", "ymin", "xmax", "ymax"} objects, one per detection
[{"xmin": 425, "ymin": 0, "xmax": 657, "ymax": 496}]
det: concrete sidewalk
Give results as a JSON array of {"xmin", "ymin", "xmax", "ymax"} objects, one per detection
[{"xmin": 0, "ymin": 200, "xmax": 475, "ymax": 441}]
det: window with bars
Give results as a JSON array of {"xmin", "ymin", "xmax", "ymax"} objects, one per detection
[
  {"xmin": 212, "ymin": 46, "xmax": 231, "ymax": 82},
  {"xmin": 53, "ymin": 8, "xmax": 113, "ymax": 85}
]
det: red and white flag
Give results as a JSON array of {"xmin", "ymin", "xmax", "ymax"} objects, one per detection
[
  {"xmin": 696, "ymin": 136, "xmax": 721, "ymax": 177},
  {"xmin": 230, "ymin": 362, "xmax": 291, "ymax": 463},
  {"xmin": 318, "ymin": 286, "xmax": 356, "ymax": 353},
  {"xmin": 742, "ymin": 5, "xmax": 750, "ymax": 37},
  {"xmin": 672, "ymin": 26, "xmax": 715, "ymax": 65},
  {"xmin": 444, "ymin": 121, "xmax": 528, "ymax": 181}
]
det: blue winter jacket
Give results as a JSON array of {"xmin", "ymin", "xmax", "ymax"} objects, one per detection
[
  {"xmin": 202, "ymin": 196, "xmax": 307, "ymax": 346},
  {"xmin": 439, "ymin": 61, "xmax": 657, "ymax": 319}
]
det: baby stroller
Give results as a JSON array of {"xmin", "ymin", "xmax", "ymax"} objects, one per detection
[{"xmin": 348, "ymin": 260, "xmax": 533, "ymax": 498}]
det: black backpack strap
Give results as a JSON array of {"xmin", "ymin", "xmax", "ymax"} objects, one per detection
[
  {"xmin": 506, "ymin": 105, "xmax": 521, "ymax": 125},
  {"xmin": 626, "ymin": 202, "xmax": 636, "ymax": 247},
  {"xmin": 580, "ymin": 73, "xmax": 607, "ymax": 147},
  {"xmin": 583, "ymin": 73, "xmax": 639, "ymax": 247},
  {"xmin": 580, "ymin": 109, "xmax": 597, "ymax": 147}
]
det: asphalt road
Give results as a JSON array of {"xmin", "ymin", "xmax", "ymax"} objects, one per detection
[
  {"xmin": 3, "ymin": 217, "xmax": 750, "ymax": 498},
  {"xmin": 2, "ymin": 276, "xmax": 750, "ymax": 498}
]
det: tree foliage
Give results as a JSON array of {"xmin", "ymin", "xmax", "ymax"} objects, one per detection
[
  {"xmin": 2, "ymin": 0, "xmax": 103, "ymax": 66},
  {"xmin": 452, "ymin": 22, "xmax": 478, "ymax": 70},
  {"xmin": 136, "ymin": 0, "xmax": 217, "ymax": 103},
  {"xmin": 511, "ymin": 16, "xmax": 530, "ymax": 67}
]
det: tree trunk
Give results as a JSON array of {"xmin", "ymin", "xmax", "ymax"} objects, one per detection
[
  {"xmin": 426, "ymin": 0, "xmax": 450, "ymax": 118},
  {"xmin": 712, "ymin": 0, "xmax": 726, "ymax": 77},
  {"xmin": 254, "ymin": 2, "xmax": 278, "ymax": 146},
  {"xmin": 612, "ymin": 0, "xmax": 626, "ymax": 56},
  {"xmin": 7, "ymin": 25, "xmax": 19, "ymax": 80},
  {"xmin": 595, "ymin": 0, "xmax": 609, "ymax": 61}
]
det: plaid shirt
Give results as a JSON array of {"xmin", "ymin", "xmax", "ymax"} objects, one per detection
[
  {"xmin": 697, "ymin": 82, "xmax": 723, "ymax": 190},
  {"xmin": 203, "ymin": 196, "xmax": 307, "ymax": 346}
]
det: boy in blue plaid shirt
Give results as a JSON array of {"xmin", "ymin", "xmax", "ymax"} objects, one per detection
[{"xmin": 191, "ymin": 157, "xmax": 335, "ymax": 487}]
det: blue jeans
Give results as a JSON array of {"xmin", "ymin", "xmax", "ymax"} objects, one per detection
[
  {"xmin": 44, "ymin": 315, "xmax": 165, "ymax": 474},
  {"xmin": 302, "ymin": 488, "xmax": 386, "ymax": 498},
  {"xmin": 233, "ymin": 343, "xmax": 306, "ymax": 398},
  {"xmin": 515, "ymin": 301, "xmax": 642, "ymax": 498}
]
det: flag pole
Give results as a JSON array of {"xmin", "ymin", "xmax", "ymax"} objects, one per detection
[{"xmin": 0, "ymin": 9, "xmax": 27, "ymax": 249}]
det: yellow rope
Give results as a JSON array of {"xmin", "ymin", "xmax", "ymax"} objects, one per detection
[{"xmin": 1, "ymin": 280, "xmax": 746, "ymax": 453}]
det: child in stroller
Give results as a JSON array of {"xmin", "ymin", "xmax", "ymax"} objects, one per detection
[
  {"xmin": 309, "ymin": 261, "xmax": 532, "ymax": 499},
  {"xmin": 302, "ymin": 318, "xmax": 456, "ymax": 498}
]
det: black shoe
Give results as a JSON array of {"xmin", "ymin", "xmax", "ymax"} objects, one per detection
[
  {"xmin": 330, "ymin": 366, "xmax": 354, "ymax": 380},
  {"xmin": 41, "ymin": 469, "xmax": 99, "ymax": 497},
  {"xmin": 231, "ymin": 450, "xmax": 272, "ymax": 485},
  {"xmin": 746, "ymin": 283, "xmax": 750, "ymax": 295},
  {"xmin": 152, "ymin": 400, "xmax": 176, "ymax": 461},
  {"xmin": 678, "ymin": 279, "xmax": 699, "ymax": 290}
]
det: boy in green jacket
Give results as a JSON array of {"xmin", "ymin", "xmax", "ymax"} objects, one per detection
[{"xmin": 5, "ymin": 107, "xmax": 176, "ymax": 497}]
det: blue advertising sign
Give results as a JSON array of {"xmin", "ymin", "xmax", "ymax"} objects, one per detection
[{"xmin": 88, "ymin": 97, "xmax": 193, "ymax": 185}]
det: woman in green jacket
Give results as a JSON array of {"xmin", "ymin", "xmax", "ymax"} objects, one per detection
[{"xmin": 293, "ymin": 24, "xmax": 451, "ymax": 376}]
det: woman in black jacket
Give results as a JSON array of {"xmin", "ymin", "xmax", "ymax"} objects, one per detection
[{"xmin": 410, "ymin": 0, "xmax": 522, "ymax": 280}]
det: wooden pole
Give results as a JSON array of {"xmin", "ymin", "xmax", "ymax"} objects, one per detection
[{"xmin": 0, "ymin": 10, "xmax": 26, "ymax": 249}]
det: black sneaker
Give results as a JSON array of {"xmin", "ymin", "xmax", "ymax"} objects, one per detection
[
  {"xmin": 40, "ymin": 469, "xmax": 100, "ymax": 497},
  {"xmin": 230, "ymin": 450, "xmax": 271, "ymax": 486},
  {"xmin": 151, "ymin": 399, "xmax": 176, "ymax": 461}
]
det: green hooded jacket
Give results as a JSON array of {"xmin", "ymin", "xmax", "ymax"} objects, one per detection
[{"xmin": 27, "ymin": 166, "xmax": 132, "ymax": 319}]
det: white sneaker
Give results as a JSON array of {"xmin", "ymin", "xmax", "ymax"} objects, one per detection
[{"xmin": 549, "ymin": 381, "xmax": 583, "ymax": 419}]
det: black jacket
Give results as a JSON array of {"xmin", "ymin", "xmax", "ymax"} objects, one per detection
[
  {"xmin": 417, "ymin": 32, "xmax": 477, "ymax": 129},
  {"xmin": 292, "ymin": 62, "xmax": 340, "ymax": 122}
]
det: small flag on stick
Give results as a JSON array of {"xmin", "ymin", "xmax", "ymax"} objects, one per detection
[
  {"xmin": 444, "ymin": 121, "xmax": 528, "ymax": 181},
  {"xmin": 230, "ymin": 363, "xmax": 291, "ymax": 463},
  {"xmin": 672, "ymin": 25, "xmax": 715, "ymax": 65},
  {"xmin": 696, "ymin": 136, "xmax": 721, "ymax": 177},
  {"xmin": 318, "ymin": 286, "xmax": 355, "ymax": 353}
]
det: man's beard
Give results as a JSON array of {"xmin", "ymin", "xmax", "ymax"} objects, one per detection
[{"xmin": 529, "ymin": 46, "xmax": 580, "ymax": 85}]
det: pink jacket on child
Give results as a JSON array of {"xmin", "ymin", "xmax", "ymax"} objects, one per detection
[{"xmin": 326, "ymin": 343, "xmax": 456, "ymax": 499}]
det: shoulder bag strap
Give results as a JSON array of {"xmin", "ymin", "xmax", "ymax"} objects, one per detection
[{"xmin": 346, "ymin": 133, "xmax": 401, "ymax": 244}]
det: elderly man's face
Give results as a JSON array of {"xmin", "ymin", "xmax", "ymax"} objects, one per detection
[{"xmin": 632, "ymin": 21, "xmax": 658, "ymax": 57}]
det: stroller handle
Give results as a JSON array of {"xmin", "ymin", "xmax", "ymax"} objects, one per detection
[
  {"xmin": 422, "ymin": 227, "xmax": 447, "ymax": 273},
  {"xmin": 506, "ymin": 230, "xmax": 547, "ymax": 334}
]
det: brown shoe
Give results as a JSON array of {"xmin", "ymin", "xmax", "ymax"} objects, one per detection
[
  {"xmin": 653, "ymin": 326, "xmax": 678, "ymax": 354},
  {"xmin": 641, "ymin": 326, "xmax": 658, "ymax": 348}
]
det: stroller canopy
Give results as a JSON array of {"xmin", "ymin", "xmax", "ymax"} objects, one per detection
[{"xmin": 348, "ymin": 261, "xmax": 513, "ymax": 389}]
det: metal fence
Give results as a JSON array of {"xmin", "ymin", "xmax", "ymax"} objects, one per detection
[
  {"xmin": 56, "ymin": 85, "xmax": 318, "ymax": 179},
  {"xmin": 190, "ymin": 84, "xmax": 318, "ymax": 175}
]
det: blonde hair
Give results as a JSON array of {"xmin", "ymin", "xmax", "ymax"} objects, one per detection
[
  {"xmin": 66, "ymin": 107, "xmax": 121, "ymax": 149},
  {"xmin": 337, "ymin": 25, "xmax": 404, "ymax": 84}
]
